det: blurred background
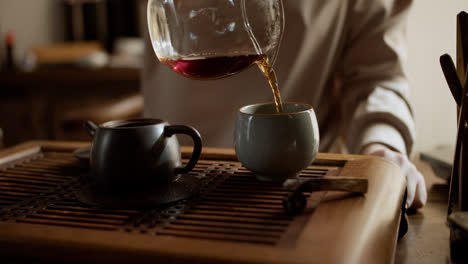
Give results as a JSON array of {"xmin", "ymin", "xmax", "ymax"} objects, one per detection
[
  {"xmin": 0, "ymin": 0, "xmax": 467, "ymax": 160},
  {"xmin": 0, "ymin": 0, "xmax": 147, "ymax": 147}
]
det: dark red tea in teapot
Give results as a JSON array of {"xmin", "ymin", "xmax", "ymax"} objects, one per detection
[{"xmin": 160, "ymin": 54, "xmax": 283, "ymax": 113}]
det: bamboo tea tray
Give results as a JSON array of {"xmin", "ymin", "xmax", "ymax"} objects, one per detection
[{"xmin": 0, "ymin": 141, "xmax": 406, "ymax": 264}]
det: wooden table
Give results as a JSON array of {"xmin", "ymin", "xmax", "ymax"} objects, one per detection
[
  {"xmin": 0, "ymin": 140, "xmax": 408, "ymax": 264},
  {"xmin": 395, "ymin": 159, "xmax": 451, "ymax": 263},
  {"xmin": 0, "ymin": 141, "xmax": 458, "ymax": 263}
]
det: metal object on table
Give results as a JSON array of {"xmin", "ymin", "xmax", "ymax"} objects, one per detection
[
  {"xmin": 457, "ymin": 11, "xmax": 468, "ymax": 83},
  {"xmin": 440, "ymin": 54, "xmax": 463, "ymax": 107},
  {"xmin": 457, "ymin": 11, "xmax": 468, "ymax": 212},
  {"xmin": 443, "ymin": 10, "xmax": 468, "ymax": 261}
]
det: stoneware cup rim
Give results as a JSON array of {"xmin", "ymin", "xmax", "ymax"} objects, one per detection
[
  {"xmin": 100, "ymin": 118, "xmax": 166, "ymax": 129},
  {"xmin": 238, "ymin": 102, "xmax": 314, "ymax": 117}
]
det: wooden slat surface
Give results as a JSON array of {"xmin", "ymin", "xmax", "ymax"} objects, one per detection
[{"xmin": 0, "ymin": 140, "xmax": 406, "ymax": 264}]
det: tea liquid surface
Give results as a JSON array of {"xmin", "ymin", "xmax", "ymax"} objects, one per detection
[{"xmin": 160, "ymin": 55, "xmax": 260, "ymax": 80}]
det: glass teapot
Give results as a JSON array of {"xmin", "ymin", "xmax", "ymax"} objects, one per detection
[{"xmin": 147, "ymin": 0, "xmax": 284, "ymax": 80}]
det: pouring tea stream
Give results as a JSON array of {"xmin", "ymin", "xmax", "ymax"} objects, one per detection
[{"xmin": 147, "ymin": 0, "xmax": 285, "ymax": 112}]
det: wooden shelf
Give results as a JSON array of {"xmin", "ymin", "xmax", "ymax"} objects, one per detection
[
  {"xmin": 0, "ymin": 68, "xmax": 142, "ymax": 147},
  {"xmin": 0, "ymin": 68, "xmax": 140, "ymax": 96}
]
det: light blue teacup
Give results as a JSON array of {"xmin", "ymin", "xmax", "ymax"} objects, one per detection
[{"xmin": 234, "ymin": 102, "xmax": 320, "ymax": 182}]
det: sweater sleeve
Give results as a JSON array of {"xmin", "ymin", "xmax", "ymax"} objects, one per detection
[{"xmin": 338, "ymin": 0, "xmax": 416, "ymax": 155}]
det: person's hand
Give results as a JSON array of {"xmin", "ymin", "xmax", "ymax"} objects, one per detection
[{"xmin": 361, "ymin": 143, "xmax": 427, "ymax": 210}]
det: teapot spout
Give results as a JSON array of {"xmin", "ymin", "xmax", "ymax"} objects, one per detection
[{"xmin": 84, "ymin": 121, "xmax": 98, "ymax": 137}]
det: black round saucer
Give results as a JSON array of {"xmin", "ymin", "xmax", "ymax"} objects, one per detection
[
  {"xmin": 73, "ymin": 145, "xmax": 91, "ymax": 169},
  {"xmin": 75, "ymin": 175, "xmax": 201, "ymax": 209}
]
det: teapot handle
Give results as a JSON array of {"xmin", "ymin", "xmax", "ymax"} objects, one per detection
[
  {"xmin": 84, "ymin": 121, "xmax": 98, "ymax": 137},
  {"xmin": 164, "ymin": 125, "xmax": 202, "ymax": 175}
]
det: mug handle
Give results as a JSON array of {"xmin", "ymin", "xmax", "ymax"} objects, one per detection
[{"xmin": 164, "ymin": 125, "xmax": 202, "ymax": 174}]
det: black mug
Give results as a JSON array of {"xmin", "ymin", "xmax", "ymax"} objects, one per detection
[{"xmin": 84, "ymin": 118, "xmax": 202, "ymax": 194}]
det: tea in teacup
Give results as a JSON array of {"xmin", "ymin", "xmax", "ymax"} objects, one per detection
[{"xmin": 234, "ymin": 102, "xmax": 319, "ymax": 182}]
